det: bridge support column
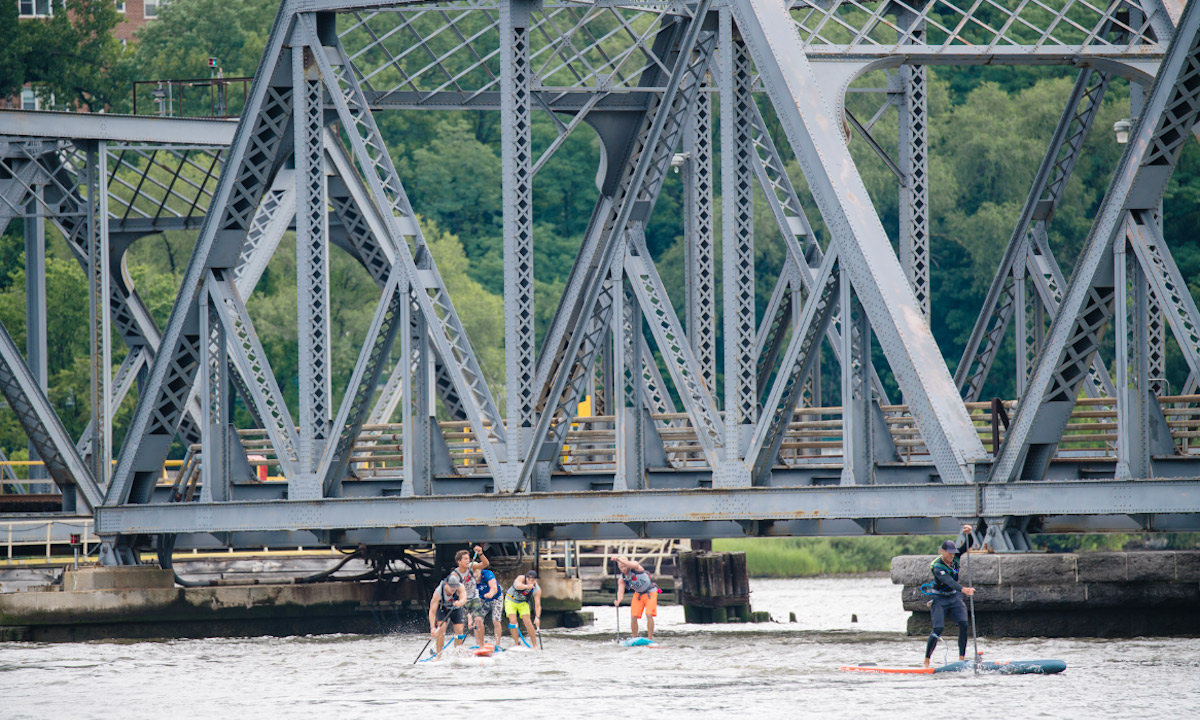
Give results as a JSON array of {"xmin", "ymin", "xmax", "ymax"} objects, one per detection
[
  {"xmin": 293, "ymin": 21, "xmax": 333, "ymax": 498},
  {"xmin": 898, "ymin": 10, "xmax": 930, "ymax": 319},
  {"xmin": 684, "ymin": 89, "xmax": 715, "ymax": 392},
  {"xmin": 199, "ymin": 292, "xmax": 230, "ymax": 502},
  {"xmin": 85, "ymin": 141, "xmax": 112, "ymax": 488},
  {"xmin": 402, "ymin": 290, "xmax": 433, "ymax": 497},
  {"xmin": 840, "ymin": 271, "xmax": 872, "ymax": 485},
  {"xmin": 24, "ymin": 187, "xmax": 47, "ymax": 486},
  {"xmin": 720, "ymin": 10, "xmax": 756, "ymax": 458},
  {"xmin": 501, "ymin": 0, "xmax": 538, "ymax": 489}
]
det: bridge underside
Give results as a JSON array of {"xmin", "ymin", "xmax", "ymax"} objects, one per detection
[{"xmin": 3, "ymin": 0, "xmax": 1200, "ymax": 559}]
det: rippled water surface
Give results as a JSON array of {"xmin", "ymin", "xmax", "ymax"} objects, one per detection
[{"xmin": 3, "ymin": 577, "xmax": 1199, "ymax": 719}]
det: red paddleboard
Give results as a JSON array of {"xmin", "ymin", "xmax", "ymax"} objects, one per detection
[
  {"xmin": 473, "ymin": 644, "xmax": 495, "ymax": 657},
  {"xmin": 840, "ymin": 665, "xmax": 933, "ymax": 674}
]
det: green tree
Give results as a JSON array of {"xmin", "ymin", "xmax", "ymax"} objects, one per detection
[
  {"xmin": 128, "ymin": 0, "xmax": 279, "ymax": 82},
  {"xmin": 20, "ymin": 0, "xmax": 125, "ymax": 109}
]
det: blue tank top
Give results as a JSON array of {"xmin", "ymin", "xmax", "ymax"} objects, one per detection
[{"xmin": 477, "ymin": 569, "xmax": 500, "ymax": 600}]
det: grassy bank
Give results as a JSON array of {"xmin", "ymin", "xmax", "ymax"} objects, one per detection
[
  {"xmin": 714, "ymin": 534, "xmax": 1200, "ymax": 578},
  {"xmin": 712, "ymin": 537, "xmax": 947, "ymax": 578}
]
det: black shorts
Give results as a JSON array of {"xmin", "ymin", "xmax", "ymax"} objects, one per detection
[
  {"xmin": 436, "ymin": 606, "xmax": 465, "ymax": 627},
  {"xmin": 930, "ymin": 596, "xmax": 967, "ymax": 628}
]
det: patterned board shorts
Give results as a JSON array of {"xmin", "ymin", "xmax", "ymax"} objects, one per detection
[
  {"xmin": 464, "ymin": 597, "xmax": 486, "ymax": 619},
  {"xmin": 480, "ymin": 597, "xmax": 503, "ymax": 623}
]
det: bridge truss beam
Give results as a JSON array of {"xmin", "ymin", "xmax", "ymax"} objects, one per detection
[{"xmin": 2, "ymin": 0, "xmax": 1200, "ymax": 552}]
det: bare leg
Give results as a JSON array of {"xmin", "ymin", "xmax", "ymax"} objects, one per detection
[
  {"xmin": 452, "ymin": 623, "xmax": 465, "ymax": 647},
  {"xmin": 434, "ymin": 625, "xmax": 447, "ymax": 661},
  {"xmin": 508, "ymin": 613, "xmax": 521, "ymax": 646},
  {"xmin": 522, "ymin": 616, "xmax": 540, "ymax": 650},
  {"xmin": 631, "ymin": 614, "xmax": 640, "ymax": 638},
  {"xmin": 492, "ymin": 618, "xmax": 504, "ymax": 644},
  {"xmin": 646, "ymin": 614, "xmax": 655, "ymax": 640},
  {"xmin": 474, "ymin": 616, "xmax": 485, "ymax": 646}
]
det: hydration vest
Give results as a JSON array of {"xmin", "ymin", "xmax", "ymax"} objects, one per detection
[
  {"xmin": 924, "ymin": 556, "xmax": 960, "ymax": 596},
  {"xmin": 438, "ymin": 581, "xmax": 459, "ymax": 609},
  {"xmin": 451, "ymin": 568, "xmax": 478, "ymax": 600},
  {"xmin": 505, "ymin": 581, "xmax": 536, "ymax": 603},
  {"xmin": 623, "ymin": 569, "xmax": 655, "ymax": 594}
]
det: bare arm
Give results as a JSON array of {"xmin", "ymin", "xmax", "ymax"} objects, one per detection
[
  {"xmin": 487, "ymin": 578, "xmax": 499, "ymax": 599},
  {"xmin": 534, "ymin": 586, "xmax": 542, "ymax": 623},
  {"xmin": 455, "ymin": 585, "xmax": 466, "ymax": 607},
  {"xmin": 472, "ymin": 545, "xmax": 490, "ymax": 571},
  {"xmin": 614, "ymin": 576, "xmax": 625, "ymax": 606}
]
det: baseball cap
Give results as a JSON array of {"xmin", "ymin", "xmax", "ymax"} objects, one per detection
[
  {"xmin": 525, "ymin": 570, "xmax": 539, "ymax": 579},
  {"xmin": 445, "ymin": 573, "xmax": 462, "ymax": 587},
  {"xmin": 939, "ymin": 540, "xmax": 957, "ymax": 553}
]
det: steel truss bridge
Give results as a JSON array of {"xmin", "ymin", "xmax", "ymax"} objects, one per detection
[{"xmin": 2, "ymin": 0, "xmax": 1200, "ymax": 563}]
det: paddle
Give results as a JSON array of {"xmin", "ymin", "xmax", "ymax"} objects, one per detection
[
  {"xmin": 536, "ymin": 619, "xmax": 544, "ymax": 650},
  {"xmin": 964, "ymin": 532, "xmax": 979, "ymax": 675},
  {"xmin": 615, "ymin": 604, "xmax": 621, "ymax": 644},
  {"xmin": 414, "ymin": 620, "xmax": 447, "ymax": 664}
]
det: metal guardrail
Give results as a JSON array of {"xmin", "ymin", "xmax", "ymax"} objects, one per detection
[{"xmin": 1, "ymin": 517, "xmax": 97, "ymax": 564}]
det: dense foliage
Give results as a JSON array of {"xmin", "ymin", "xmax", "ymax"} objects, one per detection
[
  {"xmin": 715, "ymin": 534, "xmax": 1200, "ymax": 577},
  {"xmin": 4, "ymin": 0, "xmax": 1200, "ymax": 473}
]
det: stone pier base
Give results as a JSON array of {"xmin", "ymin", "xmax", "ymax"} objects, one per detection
[{"xmin": 891, "ymin": 551, "xmax": 1200, "ymax": 638}]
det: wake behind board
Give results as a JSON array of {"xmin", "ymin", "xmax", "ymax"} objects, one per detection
[
  {"xmin": 621, "ymin": 637, "xmax": 660, "ymax": 647},
  {"xmin": 840, "ymin": 659, "xmax": 1065, "ymax": 676}
]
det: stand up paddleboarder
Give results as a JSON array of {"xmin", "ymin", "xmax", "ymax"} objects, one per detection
[
  {"xmin": 922, "ymin": 524, "xmax": 976, "ymax": 668},
  {"xmin": 428, "ymin": 572, "xmax": 468, "ymax": 660},
  {"xmin": 612, "ymin": 555, "xmax": 659, "ymax": 641},
  {"xmin": 504, "ymin": 570, "xmax": 542, "ymax": 649}
]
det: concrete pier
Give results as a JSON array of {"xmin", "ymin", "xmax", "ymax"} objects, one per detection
[
  {"xmin": 0, "ymin": 557, "xmax": 592, "ymax": 642},
  {"xmin": 892, "ymin": 551, "xmax": 1200, "ymax": 638}
]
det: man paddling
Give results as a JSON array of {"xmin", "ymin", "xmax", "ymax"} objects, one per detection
[
  {"xmin": 503, "ymin": 570, "xmax": 542, "ymax": 649},
  {"xmin": 612, "ymin": 555, "xmax": 659, "ymax": 641},
  {"xmin": 923, "ymin": 524, "xmax": 976, "ymax": 668},
  {"xmin": 475, "ymin": 565, "xmax": 504, "ymax": 644},
  {"xmin": 428, "ymin": 572, "xmax": 468, "ymax": 660},
  {"xmin": 449, "ymin": 546, "xmax": 490, "ymax": 646}
]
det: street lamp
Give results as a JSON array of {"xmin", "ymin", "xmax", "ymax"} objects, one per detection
[
  {"xmin": 1113, "ymin": 117, "xmax": 1133, "ymax": 144},
  {"xmin": 670, "ymin": 151, "xmax": 690, "ymax": 174}
]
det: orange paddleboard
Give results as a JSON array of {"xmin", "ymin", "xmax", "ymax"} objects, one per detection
[{"xmin": 840, "ymin": 665, "xmax": 933, "ymax": 674}]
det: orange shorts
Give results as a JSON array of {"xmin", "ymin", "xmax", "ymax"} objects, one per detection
[{"xmin": 630, "ymin": 591, "xmax": 657, "ymax": 619}]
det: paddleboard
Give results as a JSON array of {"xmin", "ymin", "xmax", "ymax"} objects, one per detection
[
  {"xmin": 621, "ymin": 637, "xmax": 660, "ymax": 647},
  {"xmin": 471, "ymin": 644, "xmax": 495, "ymax": 657},
  {"xmin": 840, "ymin": 659, "xmax": 1065, "ymax": 675}
]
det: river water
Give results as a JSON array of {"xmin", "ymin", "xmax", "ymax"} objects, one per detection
[{"xmin": 2, "ymin": 577, "xmax": 1198, "ymax": 719}]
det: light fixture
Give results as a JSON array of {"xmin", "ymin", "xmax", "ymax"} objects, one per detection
[
  {"xmin": 1113, "ymin": 117, "xmax": 1132, "ymax": 144},
  {"xmin": 670, "ymin": 151, "xmax": 690, "ymax": 173}
]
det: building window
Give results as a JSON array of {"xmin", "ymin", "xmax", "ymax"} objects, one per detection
[
  {"xmin": 19, "ymin": 0, "xmax": 57, "ymax": 17},
  {"xmin": 144, "ymin": 0, "xmax": 160, "ymax": 17},
  {"xmin": 20, "ymin": 88, "xmax": 40, "ymax": 111},
  {"xmin": 115, "ymin": 0, "xmax": 125, "ymax": 12}
]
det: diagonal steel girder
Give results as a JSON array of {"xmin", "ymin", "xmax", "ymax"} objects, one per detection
[
  {"xmin": 107, "ymin": 7, "xmax": 298, "ymax": 507},
  {"xmin": 301, "ymin": 14, "xmax": 508, "ymax": 478},
  {"xmin": 991, "ymin": 1, "xmax": 1200, "ymax": 484},
  {"xmin": 730, "ymin": 0, "xmax": 987, "ymax": 485},
  {"xmin": 0, "ymin": 318, "xmax": 103, "ymax": 510},
  {"xmin": 519, "ymin": 4, "xmax": 718, "ymax": 492},
  {"xmin": 955, "ymin": 68, "xmax": 1116, "ymax": 403}
]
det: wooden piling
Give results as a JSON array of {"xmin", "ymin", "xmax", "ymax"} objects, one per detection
[{"xmin": 677, "ymin": 550, "xmax": 767, "ymax": 624}]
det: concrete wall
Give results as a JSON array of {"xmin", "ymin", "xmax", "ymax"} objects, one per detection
[{"xmin": 892, "ymin": 551, "xmax": 1200, "ymax": 638}]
